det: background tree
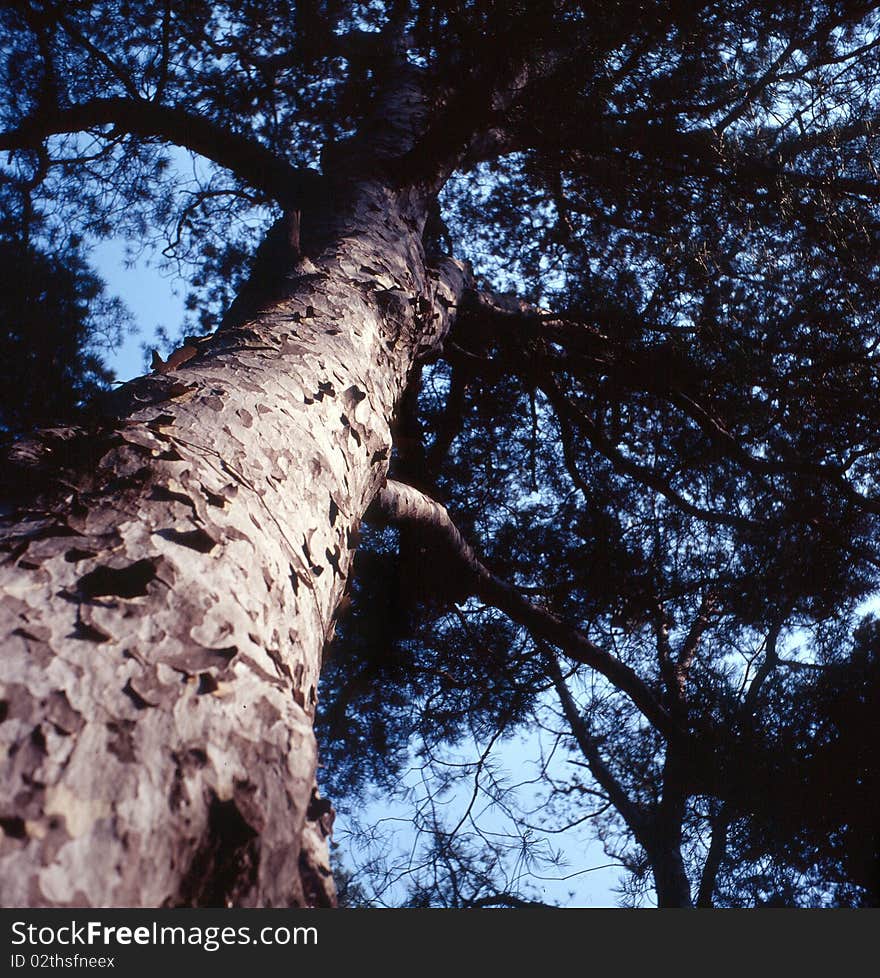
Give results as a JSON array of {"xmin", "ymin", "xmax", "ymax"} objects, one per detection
[
  {"xmin": 0, "ymin": 184, "xmax": 127, "ymax": 433},
  {"xmin": 0, "ymin": 0, "xmax": 878, "ymax": 907}
]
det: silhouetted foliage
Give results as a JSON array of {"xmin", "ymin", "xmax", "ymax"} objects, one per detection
[
  {"xmin": 0, "ymin": 194, "xmax": 127, "ymax": 433},
  {"xmin": 2, "ymin": 0, "xmax": 879, "ymax": 906}
]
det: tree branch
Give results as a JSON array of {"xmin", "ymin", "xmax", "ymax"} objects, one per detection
[
  {"xmin": 456, "ymin": 286, "xmax": 880, "ymax": 520},
  {"xmin": 507, "ymin": 106, "xmax": 880, "ymax": 205},
  {"xmin": 463, "ymin": 892, "xmax": 560, "ymax": 909},
  {"xmin": 424, "ymin": 367, "xmax": 468, "ymax": 481},
  {"xmin": 543, "ymin": 650, "xmax": 649, "ymax": 837},
  {"xmin": 43, "ymin": 0, "xmax": 142, "ymax": 99},
  {"xmin": 0, "ymin": 97, "xmax": 319, "ymax": 207},
  {"xmin": 743, "ymin": 621, "xmax": 783, "ymax": 713},
  {"xmin": 676, "ymin": 592, "xmax": 716, "ymax": 690},
  {"xmin": 696, "ymin": 804, "xmax": 733, "ymax": 908},
  {"xmin": 368, "ymin": 478, "xmax": 677, "ymax": 739},
  {"xmin": 541, "ymin": 375, "xmax": 760, "ymax": 532}
]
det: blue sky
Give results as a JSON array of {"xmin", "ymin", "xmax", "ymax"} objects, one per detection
[{"xmin": 92, "ymin": 237, "xmax": 187, "ymax": 382}]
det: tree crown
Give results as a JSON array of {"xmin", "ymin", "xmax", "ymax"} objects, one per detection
[{"xmin": 3, "ymin": 0, "xmax": 880, "ymax": 907}]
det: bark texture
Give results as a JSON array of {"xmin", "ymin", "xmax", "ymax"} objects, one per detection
[{"xmin": 0, "ymin": 167, "xmax": 468, "ymax": 906}]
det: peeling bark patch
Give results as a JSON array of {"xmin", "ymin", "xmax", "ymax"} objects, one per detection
[
  {"xmin": 64, "ymin": 548, "xmax": 97, "ymax": 563},
  {"xmin": 146, "ymin": 413, "xmax": 176, "ymax": 430},
  {"xmin": 325, "ymin": 547, "xmax": 341, "ymax": 577},
  {"xmin": 71, "ymin": 620, "xmax": 113, "ymax": 644},
  {"xmin": 106, "ymin": 720, "xmax": 137, "ymax": 763},
  {"xmin": 157, "ymin": 527, "xmax": 217, "ymax": 554},
  {"xmin": 12, "ymin": 625, "xmax": 50, "ymax": 643},
  {"xmin": 262, "ymin": 566, "xmax": 274, "ymax": 592},
  {"xmin": 342, "ymin": 385, "xmax": 366, "ymax": 409},
  {"xmin": 299, "ymin": 848, "xmax": 334, "ymax": 908},
  {"xmin": 44, "ymin": 691, "xmax": 84, "ymax": 736},
  {"xmin": 264, "ymin": 646, "xmax": 291, "ymax": 681},
  {"xmin": 0, "ymin": 816, "xmax": 26, "ymax": 840},
  {"xmin": 78, "ymin": 560, "xmax": 158, "ymax": 599},
  {"xmin": 197, "ymin": 673, "xmax": 219, "ymax": 695},
  {"xmin": 151, "ymin": 485, "xmax": 196, "ymax": 508},
  {"xmin": 30, "ymin": 726, "xmax": 47, "ymax": 754},
  {"xmin": 328, "ymin": 496, "xmax": 339, "ymax": 526},
  {"xmin": 340, "ymin": 415, "xmax": 361, "ymax": 446},
  {"xmin": 306, "ymin": 789, "xmax": 335, "ymax": 839},
  {"xmin": 165, "ymin": 645, "xmax": 237, "ymax": 674},
  {"xmin": 288, "ymin": 565, "xmax": 299, "ymax": 596},
  {"xmin": 202, "ymin": 486, "xmax": 227, "ymax": 508},
  {"xmin": 121, "ymin": 679, "xmax": 152, "ymax": 711},
  {"xmin": 177, "ymin": 794, "xmax": 259, "ymax": 908}
]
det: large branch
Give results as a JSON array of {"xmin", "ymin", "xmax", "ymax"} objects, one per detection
[
  {"xmin": 368, "ymin": 478, "xmax": 676, "ymax": 739},
  {"xmin": 456, "ymin": 287, "xmax": 880, "ymax": 520},
  {"xmin": 655, "ymin": 124, "xmax": 880, "ymax": 202},
  {"xmin": 393, "ymin": 5, "xmax": 633, "ymax": 184},
  {"xmin": 0, "ymin": 98, "xmax": 318, "ymax": 207}
]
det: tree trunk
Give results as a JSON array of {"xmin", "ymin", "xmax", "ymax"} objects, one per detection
[
  {"xmin": 0, "ymin": 174, "xmax": 467, "ymax": 906},
  {"xmin": 651, "ymin": 748, "xmax": 694, "ymax": 909},
  {"xmin": 651, "ymin": 845, "xmax": 694, "ymax": 909}
]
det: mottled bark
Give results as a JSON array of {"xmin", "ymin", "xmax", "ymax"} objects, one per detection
[
  {"xmin": 0, "ymin": 7, "xmax": 612, "ymax": 909},
  {"xmin": 0, "ymin": 174, "xmax": 468, "ymax": 906}
]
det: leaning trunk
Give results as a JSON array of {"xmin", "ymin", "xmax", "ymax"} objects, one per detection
[{"xmin": 0, "ymin": 177, "xmax": 465, "ymax": 907}]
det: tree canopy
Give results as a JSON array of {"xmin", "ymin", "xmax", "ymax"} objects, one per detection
[{"xmin": 1, "ymin": 0, "xmax": 879, "ymax": 907}]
